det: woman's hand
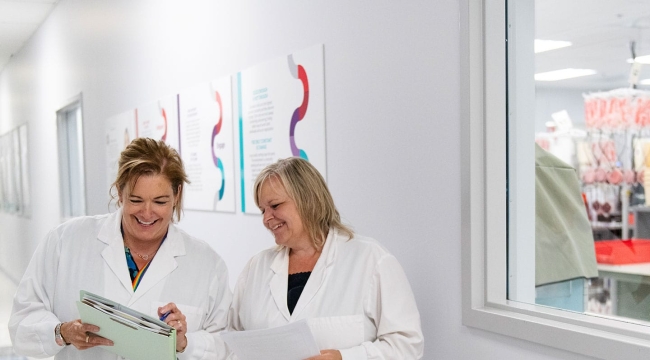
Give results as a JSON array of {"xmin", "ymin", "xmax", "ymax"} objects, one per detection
[
  {"xmin": 305, "ymin": 349, "xmax": 342, "ymax": 360},
  {"xmin": 158, "ymin": 303, "xmax": 188, "ymax": 352},
  {"xmin": 60, "ymin": 319, "xmax": 114, "ymax": 350}
]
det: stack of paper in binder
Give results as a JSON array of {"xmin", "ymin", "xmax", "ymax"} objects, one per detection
[{"xmin": 76, "ymin": 290, "xmax": 176, "ymax": 360}]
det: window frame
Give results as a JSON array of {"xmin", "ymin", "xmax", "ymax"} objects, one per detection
[
  {"xmin": 56, "ymin": 94, "xmax": 87, "ymax": 220},
  {"xmin": 460, "ymin": 0, "xmax": 650, "ymax": 358}
]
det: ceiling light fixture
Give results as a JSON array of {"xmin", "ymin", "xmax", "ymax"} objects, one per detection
[
  {"xmin": 640, "ymin": 79, "xmax": 650, "ymax": 85},
  {"xmin": 535, "ymin": 68, "xmax": 597, "ymax": 81},
  {"xmin": 534, "ymin": 39, "xmax": 572, "ymax": 53}
]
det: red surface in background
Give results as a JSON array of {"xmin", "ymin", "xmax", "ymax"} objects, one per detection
[{"xmin": 595, "ymin": 239, "xmax": 650, "ymax": 264}]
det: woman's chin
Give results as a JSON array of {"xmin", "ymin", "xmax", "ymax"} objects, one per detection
[{"xmin": 274, "ymin": 237, "xmax": 289, "ymax": 247}]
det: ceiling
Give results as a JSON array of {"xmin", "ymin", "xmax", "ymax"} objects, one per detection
[
  {"xmin": 0, "ymin": 1, "xmax": 649, "ymax": 92},
  {"xmin": 536, "ymin": 0, "xmax": 650, "ymax": 91},
  {"xmin": 0, "ymin": 0, "xmax": 58, "ymax": 74}
]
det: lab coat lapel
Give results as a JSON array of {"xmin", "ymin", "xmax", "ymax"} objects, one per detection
[
  {"xmin": 269, "ymin": 247, "xmax": 291, "ymax": 321},
  {"xmin": 98, "ymin": 210, "xmax": 134, "ymax": 295},
  {"xmin": 128, "ymin": 225, "xmax": 183, "ymax": 306},
  {"xmin": 290, "ymin": 230, "xmax": 338, "ymax": 319}
]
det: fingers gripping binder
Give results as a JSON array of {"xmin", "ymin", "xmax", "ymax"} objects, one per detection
[{"xmin": 76, "ymin": 290, "xmax": 176, "ymax": 360}]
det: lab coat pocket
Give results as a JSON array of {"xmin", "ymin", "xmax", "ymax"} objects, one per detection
[
  {"xmin": 307, "ymin": 315, "xmax": 364, "ymax": 350},
  {"xmin": 151, "ymin": 302, "xmax": 204, "ymax": 332}
]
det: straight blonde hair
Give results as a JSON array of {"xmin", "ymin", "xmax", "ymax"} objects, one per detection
[{"xmin": 253, "ymin": 157, "xmax": 353, "ymax": 248}]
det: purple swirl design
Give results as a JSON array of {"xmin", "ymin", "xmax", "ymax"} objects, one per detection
[{"xmin": 288, "ymin": 55, "xmax": 309, "ymax": 160}]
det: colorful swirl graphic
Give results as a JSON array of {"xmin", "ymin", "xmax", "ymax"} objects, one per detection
[
  {"xmin": 160, "ymin": 106, "xmax": 168, "ymax": 142},
  {"xmin": 211, "ymin": 90, "xmax": 226, "ymax": 205},
  {"xmin": 288, "ymin": 55, "xmax": 309, "ymax": 160}
]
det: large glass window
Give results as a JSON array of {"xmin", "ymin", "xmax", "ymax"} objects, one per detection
[
  {"xmin": 507, "ymin": 0, "xmax": 650, "ymax": 325},
  {"xmin": 462, "ymin": 0, "xmax": 650, "ymax": 358}
]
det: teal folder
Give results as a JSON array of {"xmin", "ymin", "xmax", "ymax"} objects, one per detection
[{"xmin": 76, "ymin": 290, "xmax": 176, "ymax": 360}]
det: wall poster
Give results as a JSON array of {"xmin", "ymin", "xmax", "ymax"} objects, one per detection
[
  {"xmin": 18, "ymin": 124, "xmax": 30, "ymax": 216},
  {"xmin": 237, "ymin": 44, "xmax": 327, "ymax": 214},
  {"xmin": 179, "ymin": 77, "xmax": 236, "ymax": 213},
  {"xmin": 0, "ymin": 127, "xmax": 28, "ymax": 215},
  {"xmin": 136, "ymin": 95, "xmax": 180, "ymax": 151},
  {"xmin": 105, "ymin": 110, "xmax": 137, "ymax": 194},
  {"xmin": 0, "ymin": 132, "xmax": 11, "ymax": 212}
]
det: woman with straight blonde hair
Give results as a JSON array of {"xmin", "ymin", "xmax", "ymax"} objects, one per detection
[{"xmin": 228, "ymin": 157, "xmax": 423, "ymax": 359}]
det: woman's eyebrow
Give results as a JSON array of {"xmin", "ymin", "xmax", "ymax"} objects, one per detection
[{"xmin": 129, "ymin": 195, "xmax": 171, "ymax": 199}]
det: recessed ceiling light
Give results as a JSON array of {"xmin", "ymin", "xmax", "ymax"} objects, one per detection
[
  {"xmin": 535, "ymin": 68, "xmax": 597, "ymax": 81},
  {"xmin": 534, "ymin": 39, "xmax": 572, "ymax": 53},
  {"xmin": 627, "ymin": 55, "xmax": 650, "ymax": 64}
]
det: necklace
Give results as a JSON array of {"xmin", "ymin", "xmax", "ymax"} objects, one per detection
[
  {"xmin": 124, "ymin": 238, "xmax": 157, "ymax": 261},
  {"xmin": 131, "ymin": 248, "xmax": 156, "ymax": 261}
]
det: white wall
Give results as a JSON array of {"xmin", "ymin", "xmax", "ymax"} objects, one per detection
[{"xmin": 0, "ymin": 0, "xmax": 597, "ymax": 358}]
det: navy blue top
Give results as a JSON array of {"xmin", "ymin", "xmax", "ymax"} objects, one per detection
[{"xmin": 287, "ymin": 272, "xmax": 311, "ymax": 314}]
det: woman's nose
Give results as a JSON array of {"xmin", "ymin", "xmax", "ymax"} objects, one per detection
[
  {"xmin": 263, "ymin": 209, "xmax": 273, "ymax": 223},
  {"xmin": 143, "ymin": 201, "xmax": 153, "ymax": 215}
]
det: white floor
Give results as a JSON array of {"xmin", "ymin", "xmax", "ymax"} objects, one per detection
[
  {"xmin": 0, "ymin": 270, "xmax": 17, "ymax": 350},
  {"xmin": 0, "ymin": 271, "xmax": 49, "ymax": 360}
]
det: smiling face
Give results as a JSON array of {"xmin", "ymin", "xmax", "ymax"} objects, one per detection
[
  {"xmin": 258, "ymin": 176, "xmax": 311, "ymax": 250},
  {"xmin": 119, "ymin": 173, "xmax": 177, "ymax": 247}
]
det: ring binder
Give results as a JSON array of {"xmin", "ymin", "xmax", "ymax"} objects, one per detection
[{"xmin": 76, "ymin": 290, "xmax": 176, "ymax": 360}]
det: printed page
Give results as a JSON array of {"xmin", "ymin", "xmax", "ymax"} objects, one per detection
[{"xmin": 221, "ymin": 320, "xmax": 320, "ymax": 360}]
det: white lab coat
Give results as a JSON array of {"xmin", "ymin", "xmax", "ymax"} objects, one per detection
[
  {"xmin": 227, "ymin": 229, "xmax": 423, "ymax": 359},
  {"xmin": 9, "ymin": 209, "xmax": 232, "ymax": 360}
]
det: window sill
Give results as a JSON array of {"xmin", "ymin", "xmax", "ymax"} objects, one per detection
[{"xmin": 463, "ymin": 301, "xmax": 650, "ymax": 359}]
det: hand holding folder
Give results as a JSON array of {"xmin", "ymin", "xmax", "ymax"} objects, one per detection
[{"xmin": 76, "ymin": 290, "xmax": 177, "ymax": 360}]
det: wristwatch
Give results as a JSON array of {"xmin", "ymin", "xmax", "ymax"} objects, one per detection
[{"xmin": 54, "ymin": 322, "xmax": 67, "ymax": 346}]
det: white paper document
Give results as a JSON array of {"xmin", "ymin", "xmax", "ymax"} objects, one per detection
[{"xmin": 220, "ymin": 320, "xmax": 320, "ymax": 360}]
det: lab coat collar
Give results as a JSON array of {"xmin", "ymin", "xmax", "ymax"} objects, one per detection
[
  {"xmin": 269, "ymin": 248, "xmax": 290, "ymax": 321},
  {"xmin": 98, "ymin": 209, "xmax": 186, "ymax": 306},
  {"xmin": 268, "ymin": 229, "xmax": 340, "ymax": 321}
]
